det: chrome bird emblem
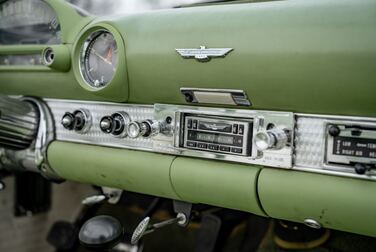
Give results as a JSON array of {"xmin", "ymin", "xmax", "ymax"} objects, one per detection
[{"xmin": 176, "ymin": 46, "xmax": 233, "ymax": 62}]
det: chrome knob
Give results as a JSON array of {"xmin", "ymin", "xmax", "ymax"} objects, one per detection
[
  {"xmin": 100, "ymin": 112, "xmax": 129, "ymax": 137},
  {"xmin": 100, "ymin": 116, "xmax": 113, "ymax": 133},
  {"xmin": 61, "ymin": 110, "xmax": 91, "ymax": 133},
  {"xmin": 127, "ymin": 120, "xmax": 160, "ymax": 138},
  {"xmin": 61, "ymin": 112, "xmax": 75, "ymax": 130},
  {"xmin": 127, "ymin": 121, "xmax": 147, "ymax": 138},
  {"xmin": 254, "ymin": 128, "xmax": 290, "ymax": 151}
]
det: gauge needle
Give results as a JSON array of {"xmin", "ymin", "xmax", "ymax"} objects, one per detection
[
  {"xmin": 91, "ymin": 49, "xmax": 112, "ymax": 65},
  {"xmin": 106, "ymin": 47, "xmax": 113, "ymax": 62},
  {"xmin": 91, "ymin": 49, "xmax": 116, "ymax": 72}
]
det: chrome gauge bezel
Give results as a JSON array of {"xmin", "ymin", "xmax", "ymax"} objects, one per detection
[{"xmin": 79, "ymin": 29, "xmax": 117, "ymax": 89}]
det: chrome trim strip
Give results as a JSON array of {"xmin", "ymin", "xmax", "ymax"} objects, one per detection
[{"xmin": 43, "ymin": 98, "xmax": 376, "ymax": 181}]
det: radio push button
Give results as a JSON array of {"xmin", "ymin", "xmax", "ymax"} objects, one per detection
[
  {"xmin": 219, "ymin": 146, "xmax": 231, "ymax": 152},
  {"xmin": 208, "ymin": 144, "xmax": 219, "ymax": 151},
  {"xmin": 197, "ymin": 143, "xmax": 208, "ymax": 149},
  {"xmin": 232, "ymin": 124, "xmax": 238, "ymax": 134},
  {"xmin": 192, "ymin": 120, "xmax": 198, "ymax": 129},
  {"xmin": 231, "ymin": 147, "xmax": 243, "ymax": 154},
  {"xmin": 238, "ymin": 125, "xmax": 244, "ymax": 135},
  {"xmin": 187, "ymin": 141, "xmax": 197, "ymax": 147}
]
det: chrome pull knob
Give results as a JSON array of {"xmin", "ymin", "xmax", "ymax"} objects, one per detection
[
  {"xmin": 127, "ymin": 120, "xmax": 160, "ymax": 138},
  {"xmin": 61, "ymin": 112, "xmax": 75, "ymax": 130},
  {"xmin": 61, "ymin": 109, "xmax": 91, "ymax": 133},
  {"xmin": 255, "ymin": 128, "xmax": 290, "ymax": 151},
  {"xmin": 100, "ymin": 112, "xmax": 129, "ymax": 138}
]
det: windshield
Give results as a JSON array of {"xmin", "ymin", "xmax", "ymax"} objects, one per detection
[{"xmin": 66, "ymin": 0, "xmax": 228, "ymax": 15}]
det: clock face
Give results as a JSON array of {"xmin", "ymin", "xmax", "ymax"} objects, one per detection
[{"xmin": 80, "ymin": 30, "xmax": 118, "ymax": 88}]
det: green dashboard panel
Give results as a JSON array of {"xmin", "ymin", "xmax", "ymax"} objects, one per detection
[
  {"xmin": 0, "ymin": 0, "xmax": 376, "ymax": 116},
  {"xmin": 48, "ymin": 141, "xmax": 179, "ymax": 199},
  {"xmin": 258, "ymin": 169, "xmax": 376, "ymax": 237},
  {"xmin": 171, "ymin": 157, "xmax": 264, "ymax": 215},
  {"xmin": 47, "ymin": 141, "xmax": 265, "ymax": 215}
]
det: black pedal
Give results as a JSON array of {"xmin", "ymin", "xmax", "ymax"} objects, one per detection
[
  {"xmin": 47, "ymin": 221, "xmax": 78, "ymax": 251},
  {"xmin": 195, "ymin": 214, "xmax": 222, "ymax": 252},
  {"xmin": 14, "ymin": 171, "xmax": 51, "ymax": 216}
]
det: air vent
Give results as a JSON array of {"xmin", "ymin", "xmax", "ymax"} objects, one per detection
[{"xmin": 0, "ymin": 97, "xmax": 39, "ymax": 150}]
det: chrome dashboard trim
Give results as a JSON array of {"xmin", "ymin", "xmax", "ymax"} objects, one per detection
[{"xmin": 44, "ymin": 99, "xmax": 376, "ymax": 181}]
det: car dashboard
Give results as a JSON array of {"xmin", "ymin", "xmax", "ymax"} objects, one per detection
[{"xmin": 0, "ymin": 0, "xmax": 376, "ymax": 239}]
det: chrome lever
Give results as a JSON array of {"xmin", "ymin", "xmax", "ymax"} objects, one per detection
[{"xmin": 131, "ymin": 213, "xmax": 187, "ymax": 245}]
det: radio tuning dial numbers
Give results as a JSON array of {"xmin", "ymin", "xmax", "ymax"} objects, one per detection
[
  {"xmin": 255, "ymin": 128, "xmax": 290, "ymax": 151},
  {"xmin": 127, "ymin": 120, "xmax": 160, "ymax": 138}
]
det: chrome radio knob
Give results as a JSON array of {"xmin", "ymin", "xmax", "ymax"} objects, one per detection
[
  {"xmin": 61, "ymin": 112, "xmax": 75, "ymax": 130},
  {"xmin": 127, "ymin": 120, "xmax": 160, "ymax": 138},
  {"xmin": 100, "ymin": 112, "xmax": 129, "ymax": 137},
  {"xmin": 254, "ymin": 128, "xmax": 290, "ymax": 151},
  {"xmin": 61, "ymin": 109, "xmax": 91, "ymax": 133}
]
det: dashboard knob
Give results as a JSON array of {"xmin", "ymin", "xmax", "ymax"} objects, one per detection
[
  {"xmin": 61, "ymin": 112, "xmax": 75, "ymax": 130},
  {"xmin": 354, "ymin": 163, "xmax": 367, "ymax": 175},
  {"xmin": 127, "ymin": 121, "xmax": 148, "ymax": 138},
  {"xmin": 100, "ymin": 112, "xmax": 129, "ymax": 137},
  {"xmin": 127, "ymin": 120, "xmax": 159, "ymax": 138},
  {"xmin": 254, "ymin": 128, "xmax": 290, "ymax": 151},
  {"xmin": 61, "ymin": 110, "xmax": 91, "ymax": 133},
  {"xmin": 100, "ymin": 116, "xmax": 113, "ymax": 133}
]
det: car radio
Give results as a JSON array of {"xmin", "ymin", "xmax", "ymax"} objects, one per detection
[{"xmin": 181, "ymin": 115, "xmax": 252, "ymax": 156}]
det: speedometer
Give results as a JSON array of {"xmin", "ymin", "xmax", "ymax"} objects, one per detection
[{"xmin": 79, "ymin": 30, "xmax": 118, "ymax": 88}]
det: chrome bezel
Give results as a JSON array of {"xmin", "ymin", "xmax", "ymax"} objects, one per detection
[{"xmin": 79, "ymin": 29, "xmax": 117, "ymax": 89}]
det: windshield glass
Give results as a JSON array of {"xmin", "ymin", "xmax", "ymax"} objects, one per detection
[{"xmin": 66, "ymin": 0, "xmax": 226, "ymax": 15}]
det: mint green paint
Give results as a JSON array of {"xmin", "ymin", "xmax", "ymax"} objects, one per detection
[
  {"xmin": 170, "ymin": 157, "xmax": 265, "ymax": 215},
  {"xmin": 43, "ymin": 45, "xmax": 71, "ymax": 72},
  {"xmin": 113, "ymin": 0, "xmax": 376, "ymax": 117},
  {"xmin": 1, "ymin": 0, "xmax": 376, "ymax": 116},
  {"xmin": 258, "ymin": 169, "xmax": 376, "ymax": 237},
  {"xmin": 47, "ymin": 141, "xmax": 180, "ymax": 199}
]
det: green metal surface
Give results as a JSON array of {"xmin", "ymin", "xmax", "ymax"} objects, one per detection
[
  {"xmin": 47, "ymin": 141, "xmax": 179, "ymax": 199},
  {"xmin": 116, "ymin": 0, "xmax": 376, "ymax": 117},
  {"xmin": 43, "ymin": 45, "xmax": 71, "ymax": 72},
  {"xmin": 170, "ymin": 157, "xmax": 265, "ymax": 215},
  {"xmin": 258, "ymin": 169, "xmax": 376, "ymax": 237},
  {"xmin": 1, "ymin": 0, "xmax": 376, "ymax": 116}
]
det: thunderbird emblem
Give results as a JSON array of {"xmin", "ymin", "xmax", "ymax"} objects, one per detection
[{"xmin": 176, "ymin": 46, "xmax": 233, "ymax": 62}]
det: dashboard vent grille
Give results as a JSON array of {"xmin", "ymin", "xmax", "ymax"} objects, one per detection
[{"xmin": 0, "ymin": 97, "xmax": 39, "ymax": 150}]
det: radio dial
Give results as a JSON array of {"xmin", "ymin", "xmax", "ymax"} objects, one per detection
[{"xmin": 255, "ymin": 128, "xmax": 290, "ymax": 151}]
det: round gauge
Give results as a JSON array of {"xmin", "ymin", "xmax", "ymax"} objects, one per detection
[{"xmin": 80, "ymin": 30, "xmax": 118, "ymax": 88}]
